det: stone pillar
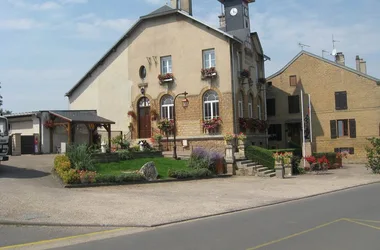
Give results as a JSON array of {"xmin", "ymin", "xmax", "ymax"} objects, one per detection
[
  {"xmin": 275, "ymin": 161, "xmax": 283, "ymax": 178},
  {"xmin": 12, "ymin": 133, "xmax": 21, "ymax": 156},
  {"xmin": 238, "ymin": 141, "xmax": 245, "ymax": 158},
  {"xmin": 225, "ymin": 144, "xmax": 236, "ymax": 175}
]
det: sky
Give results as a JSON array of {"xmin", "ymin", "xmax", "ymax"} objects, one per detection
[{"xmin": 0, "ymin": 0, "xmax": 379, "ymax": 113}]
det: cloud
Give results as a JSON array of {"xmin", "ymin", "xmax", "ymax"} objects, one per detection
[
  {"xmin": 7, "ymin": 0, "xmax": 87, "ymax": 11},
  {"xmin": 0, "ymin": 19, "xmax": 45, "ymax": 30}
]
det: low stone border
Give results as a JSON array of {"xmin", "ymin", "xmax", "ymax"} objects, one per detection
[{"xmin": 51, "ymin": 169, "xmax": 232, "ymax": 189}]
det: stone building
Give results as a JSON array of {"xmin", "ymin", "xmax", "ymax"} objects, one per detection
[
  {"xmin": 266, "ymin": 50, "xmax": 380, "ymax": 163},
  {"xmin": 65, "ymin": 0, "xmax": 270, "ymax": 153}
]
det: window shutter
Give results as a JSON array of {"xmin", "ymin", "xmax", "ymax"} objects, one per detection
[
  {"xmin": 335, "ymin": 92, "xmax": 340, "ymax": 110},
  {"xmin": 330, "ymin": 120, "xmax": 337, "ymax": 139},
  {"xmin": 349, "ymin": 147, "xmax": 355, "ymax": 154},
  {"xmin": 342, "ymin": 92, "xmax": 347, "ymax": 109},
  {"xmin": 349, "ymin": 119, "xmax": 356, "ymax": 138}
]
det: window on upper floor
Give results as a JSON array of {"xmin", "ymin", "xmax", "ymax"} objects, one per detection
[
  {"xmin": 203, "ymin": 49, "xmax": 215, "ymax": 69},
  {"xmin": 238, "ymin": 91, "xmax": 244, "ymax": 118},
  {"xmin": 248, "ymin": 94, "xmax": 254, "ymax": 118},
  {"xmin": 335, "ymin": 91, "xmax": 348, "ymax": 110},
  {"xmin": 203, "ymin": 90, "xmax": 219, "ymax": 120},
  {"xmin": 160, "ymin": 95, "xmax": 174, "ymax": 120},
  {"xmin": 289, "ymin": 75, "xmax": 297, "ymax": 86},
  {"xmin": 288, "ymin": 95, "xmax": 300, "ymax": 114},
  {"xmin": 160, "ymin": 56, "xmax": 172, "ymax": 74},
  {"xmin": 266, "ymin": 98, "xmax": 276, "ymax": 116}
]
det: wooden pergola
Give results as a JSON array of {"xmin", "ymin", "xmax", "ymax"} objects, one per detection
[{"xmin": 46, "ymin": 111, "xmax": 115, "ymax": 152}]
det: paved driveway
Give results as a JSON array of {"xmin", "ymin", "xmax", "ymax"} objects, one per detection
[{"xmin": 0, "ymin": 155, "xmax": 379, "ymax": 227}]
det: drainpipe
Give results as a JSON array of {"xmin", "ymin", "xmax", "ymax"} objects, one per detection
[
  {"xmin": 35, "ymin": 112, "xmax": 42, "ymax": 154},
  {"xmin": 230, "ymin": 40, "xmax": 237, "ymax": 136}
]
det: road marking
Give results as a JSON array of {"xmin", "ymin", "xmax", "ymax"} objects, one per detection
[
  {"xmin": 246, "ymin": 218, "xmax": 344, "ymax": 250},
  {"xmin": 345, "ymin": 219, "xmax": 380, "ymax": 230},
  {"xmin": 347, "ymin": 218, "xmax": 380, "ymax": 224},
  {"xmin": 0, "ymin": 227, "xmax": 130, "ymax": 250}
]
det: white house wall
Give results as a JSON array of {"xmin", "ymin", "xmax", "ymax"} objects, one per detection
[{"xmin": 69, "ymin": 38, "xmax": 133, "ymax": 134}]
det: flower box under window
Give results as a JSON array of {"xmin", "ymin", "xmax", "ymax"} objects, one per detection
[
  {"xmin": 158, "ymin": 73, "xmax": 174, "ymax": 84},
  {"xmin": 201, "ymin": 67, "xmax": 217, "ymax": 79}
]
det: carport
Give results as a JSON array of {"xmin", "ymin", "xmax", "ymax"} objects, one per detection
[{"xmin": 46, "ymin": 111, "xmax": 115, "ymax": 152}]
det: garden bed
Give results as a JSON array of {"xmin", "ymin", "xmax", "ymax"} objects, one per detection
[{"xmin": 92, "ymin": 151, "xmax": 163, "ymax": 164}]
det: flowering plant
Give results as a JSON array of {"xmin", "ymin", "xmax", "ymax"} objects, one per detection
[
  {"xmin": 223, "ymin": 133, "xmax": 236, "ymax": 141},
  {"xmin": 43, "ymin": 119, "xmax": 55, "ymax": 129},
  {"xmin": 201, "ymin": 67, "xmax": 217, "ymax": 78},
  {"xmin": 305, "ymin": 155, "xmax": 316, "ymax": 164},
  {"xmin": 237, "ymin": 132, "xmax": 246, "ymax": 141},
  {"xmin": 273, "ymin": 152, "xmax": 292, "ymax": 163},
  {"xmin": 78, "ymin": 170, "xmax": 97, "ymax": 184},
  {"xmin": 239, "ymin": 118, "xmax": 249, "ymax": 129},
  {"xmin": 127, "ymin": 110, "xmax": 137, "ymax": 120},
  {"xmin": 336, "ymin": 151, "xmax": 349, "ymax": 159},
  {"xmin": 202, "ymin": 117, "xmax": 222, "ymax": 130},
  {"xmin": 158, "ymin": 73, "xmax": 174, "ymax": 82},
  {"xmin": 318, "ymin": 155, "xmax": 329, "ymax": 166},
  {"xmin": 157, "ymin": 119, "xmax": 174, "ymax": 134},
  {"xmin": 252, "ymin": 119, "xmax": 269, "ymax": 132}
]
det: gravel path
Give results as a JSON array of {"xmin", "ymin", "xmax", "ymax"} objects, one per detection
[{"xmin": 0, "ymin": 155, "xmax": 378, "ymax": 227}]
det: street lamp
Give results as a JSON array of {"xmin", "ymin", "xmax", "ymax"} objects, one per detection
[{"xmin": 172, "ymin": 91, "xmax": 189, "ymax": 159}]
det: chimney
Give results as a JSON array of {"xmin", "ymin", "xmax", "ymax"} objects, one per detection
[
  {"xmin": 356, "ymin": 55, "xmax": 367, "ymax": 74},
  {"xmin": 180, "ymin": 0, "xmax": 192, "ymax": 15},
  {"xmin": 218, "ymin": 14, "xmax": 226, "ymax": 28},
  {"xmin": 335, "ymin": 52, "xmax": 345, "ymax": 66},
  {"xmin": 170, "ymin": 0, "xmax": 179, "ymax": 9}
]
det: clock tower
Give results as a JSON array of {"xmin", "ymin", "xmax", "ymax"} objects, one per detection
[{"xmin": 218, "ymin": 0, "xmax": 255, "ymax": 43}]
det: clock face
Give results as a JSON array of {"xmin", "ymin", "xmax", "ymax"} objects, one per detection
[{"xmin": 230, "ymin": 8, "xmax": 238, "ymax": 16}]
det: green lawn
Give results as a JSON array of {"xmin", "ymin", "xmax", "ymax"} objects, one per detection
[{"xmin": 95, "ymin": 157, "xmax": 189, "ymax": 179}]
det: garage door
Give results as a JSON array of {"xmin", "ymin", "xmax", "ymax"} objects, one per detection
[{"xmin": 21, "ymin": 135, "xmax": 35, "ymax": 154}]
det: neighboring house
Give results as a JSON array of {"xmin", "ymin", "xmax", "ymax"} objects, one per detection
[
  {"xmin": 5, "ymin": 110, "xmax": 115, "ymax": 155},
  {"xmin": 266, "ymin": 50, "xmax": 380, "ymax": 163},
  {"xmin": 65, "ymin": 0, "xmax": 270, "ymax": 153}
]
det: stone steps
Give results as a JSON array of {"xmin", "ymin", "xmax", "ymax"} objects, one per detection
[{"xmin": 236, "ymin": 158, "xmax": 276, "ymax": 178}]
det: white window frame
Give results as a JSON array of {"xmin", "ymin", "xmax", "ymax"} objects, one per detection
[
  {"xmin": 203, "ymin": 90, "xmax": 219, "ymax": 120},
  {"xmin": 203, "ymin": 49, "xmax": 216, "ymax": 69},
  {"xmin": 238, "ymin": 92, "xmax": 244, "ymax": 118},
  {"xmin": 248, "ymin": 94, "xmax": 253, "ymax": 118},
  {"xmin": 257, "ymin": 105, "xmax": 262, "ymax": 120},
  {"xmin": 160, "ymin": 95, "xmax": 174, "ymax": 120},
  {"xmin": 161, "ymin": 56, "xmax": 172, "ymax": 74}
]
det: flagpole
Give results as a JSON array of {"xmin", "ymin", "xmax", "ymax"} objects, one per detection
[
  {"xmin": 300, "ymin": 90, "xmax": 306, "ymax": 168},
  {"xmin": 308, "ymin": 94, "xmax": 313, "ymax": 143}
]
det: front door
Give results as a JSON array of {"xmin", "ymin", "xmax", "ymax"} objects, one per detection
[{"xmin": 138, "ymin": 97, "xmax": 151, "ymax": 138}]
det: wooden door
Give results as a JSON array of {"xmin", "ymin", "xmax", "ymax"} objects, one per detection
[{"xmin": 138, "ymin": 97, "xmax": 151, "ymax": 138}]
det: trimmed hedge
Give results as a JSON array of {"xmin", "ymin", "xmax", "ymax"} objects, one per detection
[
  {"xmin": 168, "ymin": 168, "xmax": 213, "ymax": 179},
  {"xmin": 269, "ymin": 148, "xmax": 302, "ymax": 157},
  {"xmin": 245, "ymin": 146, "xmax": 275, "ymax": 169},
  {"xmin": 95, "ymin": 172, "xmax": 145, "ymax": 183}
]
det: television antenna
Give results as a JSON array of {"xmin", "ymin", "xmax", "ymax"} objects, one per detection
[
  {"xmin": 322, "ymin": 50, "xmax": 330, "ymax": 58},
  {"xmin": 332, "ymin": 34, "xmax": 340, "ymax": 55},
  {"xmin": 298, "ymin": 42, "xmax": 310, "ymax": 50}
]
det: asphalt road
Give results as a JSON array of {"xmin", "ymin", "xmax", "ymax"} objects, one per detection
[{"xmin": 2, "ymin": 182, "xmax": 379, "ymax": 250}]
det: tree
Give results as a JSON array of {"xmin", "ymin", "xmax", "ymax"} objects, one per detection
[{"xmin": 0, "ymin": 82, "xmax": 11, "ymax": 115}]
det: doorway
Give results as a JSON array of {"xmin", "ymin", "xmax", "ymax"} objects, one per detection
[
  {"xmin": 138, "ymin": 97, "xmax": 151, "ymax": 138},
  {"xmin": 286, "ymin": 122, "xmax": 301, "ymax": 148}
]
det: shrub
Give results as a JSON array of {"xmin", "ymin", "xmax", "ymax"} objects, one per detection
[
  {"xmin": 168, "ymin": 168, "xmax": 213, "ymax": 179},
  {"xmin": 60, "ymin": 169, "xmax": 80, "ymax": 184},
  {"xmin": 245, "ymin": 146, "xmax": 275, "ymax": 169},
  {"xmin": 95, "ymin": 173, "xmax": 145, "ymax": 183},
  {"xmin": 66, "ymin": 144, "xmax": 95, "ymax": 171},
  {"xmin": 78, "ymin": 170, "xmax": 97, "ymax": 184},
  {"xmin": 312, "ymin": 152, "xmax": 337, "ymax": 166},
  {"xmin": 54, "ymin": 155, "xmax": 70, "ymax": 168},
  {"xmin": 117, "ymin": 150, "xmax": 133, "ymax": 160},
  {"xmin": 365, "ymin": 137, "xmax": 380, "ymax": 174},
  {"xmin": 111, "ymin": 135, "xmax": 130, "ymax": 150},
  {"xmin": 188, "ymin": 147, "xmax": 211, "ymax": 170},
  {"xmin": 269, "ymin": 148, "xmax": 302, "ymax": 157},
  {"xmin": 291, "ymin": 155, "xmax": 302, "ymax": 175}
]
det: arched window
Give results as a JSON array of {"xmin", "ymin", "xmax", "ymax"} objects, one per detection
[
  {"xmin": 257, "ymin": 96, "xmax": 262, "ymax": 120},
  {"xmin": 248, "ymin": 94, "xmax": 253, "ymax": 118},
  {"xmin": 203, "ymin": 90, "xmax": 219, "ymax": 120},
  {"xmin": 160, "ymin": 95, "xmax": 174, "ymax": 120},
  {"xmin": 139, "ymin": 97, "xmax": 150, "ymax": 107},
  {"xmin": 238, "ymin": 91, "xmax": 244, "ymax": 118}
]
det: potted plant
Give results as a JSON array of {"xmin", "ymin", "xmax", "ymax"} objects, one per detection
[
  {"xmin": 202, "ymin": 117, "xmax": 222, "ymax": 134},
  {"xmin": 237, "ymin": 132, "xmax": 246, "ymax": 145},
  {"xmin": 240, "ymin": 69, "xmax": 250, "ymax": 79},
  {"xmin": 223, "ymin": 133, "xmax": 236, "ymax": 145},
  {"xmin": 201, "ymin": 67, "xmax": 217, "ymax": 79},
  {"xmin": 158, "ymin": 73, "xmax": 174, "ymax": 84}
]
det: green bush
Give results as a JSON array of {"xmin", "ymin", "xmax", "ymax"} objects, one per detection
[
  {"xmin": 117, "ymin": 150, "xmax": 133, "ymax": 160},
  {"xmin": 66, "ymin": 144, "xmax": 95, "ymax": 171},
  {"xmin": 95, "ymin": 172, "xmax": 145, "ymax": 183},
  {"xmin": 168, "ymin": 168, "xmax": 213, "ymax": 179},
  {"xmin": 245, "ymin": 146, "xmax": 275, "ymax": 169},
  {"xmin": 60, "ymin": 169, "xmax": 80, "ymax": 184},
  {"xmin": 269, "ymin": 148, "xmax": 302, "ymax": 157},
  {"xmin": 365, "ymin": 137, "xmax": 380, "ymax": 174},
  {"xmin": 291, "ymin": 155, "xmax": 302, "ymax": 175},
  {"xmin": 312, "ymin": 152, "xmax": 337, "ymax": 165}
]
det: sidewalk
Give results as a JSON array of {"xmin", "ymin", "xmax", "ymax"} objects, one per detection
[{"xmin": 0, "ymin": 162, "xmax": 378, "ymax": 227}]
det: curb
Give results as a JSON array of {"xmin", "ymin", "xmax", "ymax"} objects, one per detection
[{"xmin": 1, "ymin": 181, "xmax": 379, "ymax": 228}]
